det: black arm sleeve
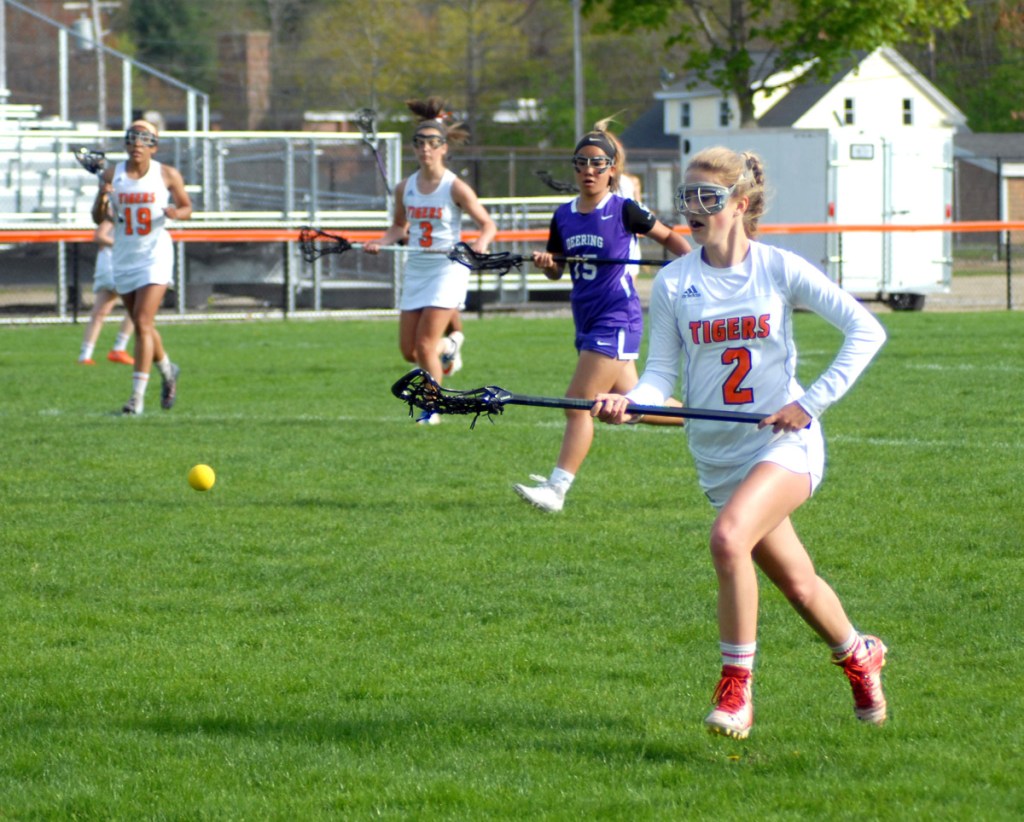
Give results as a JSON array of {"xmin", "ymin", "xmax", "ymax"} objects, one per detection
[{"xmin": 622, "ymin": 198, "xmax": 657, "ymax": 236}]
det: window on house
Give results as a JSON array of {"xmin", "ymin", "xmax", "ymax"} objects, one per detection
[
  {"xmin": 903, "ymin": 98, "xmax": 914, "ymax": 125},
  {"xmin": 680, "ymin": 102, "xmax": 691, "ymax": 129},
  {"xmin": 844, "ymin": 98, "xmax": 855, "ymax": 125},
  {"xmin": 718, "ymin": 100, "xmax": 732, "ymax": 127}
]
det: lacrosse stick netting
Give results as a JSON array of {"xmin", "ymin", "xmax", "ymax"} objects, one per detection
[{"xmin": 74, "ymin": 146, "xmax": 121, "ymax": 222}]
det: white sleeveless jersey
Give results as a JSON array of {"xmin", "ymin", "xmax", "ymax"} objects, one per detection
[
  {"xmin": 629, "ymin": 241, "xmax": 886, "ymax": 466},
  {"xmin": 111, "ymin": 160, "xmax": 174, "ymax": 292},
  {"xmin": 398, "ymin": 169, "xmax": 468, "ymax": 310}
]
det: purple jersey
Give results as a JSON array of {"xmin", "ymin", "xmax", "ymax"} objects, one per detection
[{"xmin": 547, "ymin": 192, "xmax": 657, "ymax": 334}]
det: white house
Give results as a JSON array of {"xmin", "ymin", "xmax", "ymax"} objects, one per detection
[
  {"xmin": 622, "ymin": 47, "xmax": 969, "ymax": 309},
  {"xmin": 653, "ymin": 46, "xmax": 966, "ymax": 136}
]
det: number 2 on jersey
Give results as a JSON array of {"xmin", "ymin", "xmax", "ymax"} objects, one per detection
[{"xmin": 721, "ymin": 347, "xmax": 754, "ymax": 405}]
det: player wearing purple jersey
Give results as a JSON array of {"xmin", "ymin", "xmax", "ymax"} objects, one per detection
[
  {"xmin": 592, "ymin": 147, "xmax": 888, "ymax": 739},
  {"xmin": 513, "ymin": 121, "xmax": 691, "ymax": 512}
]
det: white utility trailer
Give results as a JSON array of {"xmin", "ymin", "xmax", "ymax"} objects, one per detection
[{"xmin": 682, "ymin": 128, "xmax": 954, "ymax": 310}]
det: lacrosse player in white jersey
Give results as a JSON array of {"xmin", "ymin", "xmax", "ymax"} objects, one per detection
[
  {"xmin": 77, "ymin": 216, "xmax": 134, "ymax": 366},
  {"xmin": 365, "ymin": 97, "xmax": 496, "ymax": 424},
  {"xmin": 592, "ymin": 146, "xmax": 889, "ymax": 740},
  {"xmin": 93, "ymin": 118, "xmax": 192, "ymax": 415}
]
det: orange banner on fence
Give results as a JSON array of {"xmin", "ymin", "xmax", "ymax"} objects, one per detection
[{"xmin": 1, "ymin": 221, "xmax": 1022, "ymax": 245}]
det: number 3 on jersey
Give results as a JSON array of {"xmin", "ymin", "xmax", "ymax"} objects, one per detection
[
  {"xmin": 124, "ymin": 206, "xmax": 152, "ymax": 236},
  {"xmin": 721, "ymin": 347, "xmax": 754, "ymax": 405}
]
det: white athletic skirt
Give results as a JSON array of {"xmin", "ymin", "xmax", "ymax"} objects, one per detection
[
  {"xmin": 115, "ymin": 256, "xmax": 174, "ymax": 295},
  {"xmin": 398, "ymin": 259, "xmax": 469, "ymax": 312},
  {"xmin": 92, "ymin": 248, "xmax": 115, "ymax": 293},
  {"xmin": 696, "ymin": 421, "xmax": 825, "ymax": 510}
]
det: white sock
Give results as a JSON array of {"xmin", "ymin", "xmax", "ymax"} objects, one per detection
[
  {"xmin": 549, "ymin": 467, "xmax": 575, "ymax": 490},
  {"xmin": 131, "ymin": 371, "xmax": 149, "ymax": 411},
  {"xmin": 720, "ymin": 641, "xmax": 757, "ymax": 671},
  {"xmin": 113, "ymin": 332, "xmax": 131, "ymax": 352},
  {"xmin": 449, "ymin": 330, "xmax": 464, "ymax": 350},
  {"xmin": 80, "ymin": 342, "xmax": 95, "ymax": 360},
  {"xmin": 830, "ymin": 629, "xmax": 860, "ymax": 660},
  {"xmin": 155, "ymin": 355, "xmax": 174, "ymax": 380}
]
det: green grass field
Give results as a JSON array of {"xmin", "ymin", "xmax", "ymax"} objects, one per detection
[{"xmin": 1, "ymin": 311, "xmax": 1021, "ymax": 820}]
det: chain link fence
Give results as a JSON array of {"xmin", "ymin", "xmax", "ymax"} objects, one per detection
[{"xmin": 1, "ymin": 131, "xmax": 1022, "ymax": 319}]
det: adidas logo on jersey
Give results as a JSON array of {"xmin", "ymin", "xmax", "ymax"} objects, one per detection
[{"xmin": 680, "ymin": 284, "xmax": 702, "ymax": 299}]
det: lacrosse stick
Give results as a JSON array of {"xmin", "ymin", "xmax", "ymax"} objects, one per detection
[
  {"xmin": 357, "ymin": 108, "xmax": 391, "ymax": 195},
  {"xmin": 534, "ymin": 169, "xmax": 578, "ymax": 194},
  {"xmin": 392, "ymin": 368, "xmax": 765, "ymax": 428},
  {"xmin": 447, "ymin": 242, "xmax": 673, "ymax": 277},
  {"xmin": 298, "ymin": 226, "xmax": 450, "ymax": 263},
  {"xmin": 74, "ymin": 146, "xmax": 121, "ymax": 222}
]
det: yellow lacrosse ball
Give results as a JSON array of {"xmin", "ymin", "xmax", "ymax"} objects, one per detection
[{"xmin": 188, "ymin": 464, "xmax": 216, "ymax": 492}]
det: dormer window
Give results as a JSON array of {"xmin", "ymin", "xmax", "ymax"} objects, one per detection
[
  {"xmin": 844, "ymin": 98, "xmax": 855, "ymax": 125},
  {"xmin": 903, "ymin": 98, "xmax": 914, "ymax": 125}
]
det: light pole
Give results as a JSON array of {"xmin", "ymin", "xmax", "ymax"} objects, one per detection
[
  {"xmin": 64, "ymin": 0, "xmax": 119, "ymax": 128},
  {"xmin": 573, "ymin": 0, "xmax": 584, "ymax": 138},
  {"xmin": 0, "ymin": 1, "xmax": 9, "ymax": 104}
]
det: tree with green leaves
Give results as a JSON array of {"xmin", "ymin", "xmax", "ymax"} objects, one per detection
[
  {"xmin": 586, "ymin": 0, "xmax": 970, "ymax": 127},
  {"xmin": 901, "ymin": 0, "xmax": 1024, "ymax": 132}
]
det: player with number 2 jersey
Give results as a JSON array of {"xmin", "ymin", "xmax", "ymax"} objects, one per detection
[{"xmin": 593, "ymin": 146, "xmax": 889, "ymax": 741}]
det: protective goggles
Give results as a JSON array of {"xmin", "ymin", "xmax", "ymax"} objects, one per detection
[
  {"xmin": 412, "ymin": 135, "xmax": 446, "ymax": 149},
  {"xmin": 572, "ymin": 155, "xmax": 613, "ymax": 173},
  {"xmin": 676, "ymin": 182, "xmax": 736, "ymax": 215},
  {"xmin": 125, "ymin": 128, "xmax": 158, "ymax": 147}
]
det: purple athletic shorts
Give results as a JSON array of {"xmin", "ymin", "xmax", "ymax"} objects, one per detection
[{"xmin": 575, "ymin": 326, "xmax": 641, "ymax": 360}]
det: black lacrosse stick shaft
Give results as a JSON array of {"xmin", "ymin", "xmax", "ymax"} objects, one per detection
[{"xmin": 499, "ymin": 393, "xmax": 764, "ymax": 424}]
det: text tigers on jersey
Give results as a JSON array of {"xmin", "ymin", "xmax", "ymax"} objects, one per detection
[
  {"xmin": 689, "ymin": 315, "xmax": 770, "ymax": 344},
  {"xmin": 117, "ymin": 192, "xmax": 157, "ymax": 204},
  {"xmin": 407, "ymin": 206, "xmax": 444, "ymax": 219}
]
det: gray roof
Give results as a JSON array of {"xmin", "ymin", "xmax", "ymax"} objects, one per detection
[
  {"xmin": 619, "ymin": 101, "xmax": 679, "ymax": 151},
  {"xmin": 955, "ymin": 133, "xmax": 1024, "ymax": 160},
  {"xmin": 757, "ymin": 69, "xmax": 845, "ymax": 127}
]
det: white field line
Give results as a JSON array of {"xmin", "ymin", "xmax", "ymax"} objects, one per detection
[
  {"xmin": 901, "ymin": 362, "xmax": 1024, "ymax": 373},
  {"xmin": 26, "ymin": 408, "xmax": 1022, "ymax": 450}
]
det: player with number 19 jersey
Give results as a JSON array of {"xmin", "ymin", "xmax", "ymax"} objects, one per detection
[
  {"xmin": 110, "ymin": 159, "xmax": 173, "ymax": 295},
  {"xmin": 546, "ymin": 192, "xmax": 657, "ymax": 344}
]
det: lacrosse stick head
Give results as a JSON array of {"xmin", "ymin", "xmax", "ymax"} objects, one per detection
[
  {"xmin": 73, "ymin": 146, "xmax": 107, "ymax": 175},
  {"xmin": 391, "ymin": 368, "xmax": 510, "ymax": 427},
  {"xmin": 298, "ymin": 226, "xmax": 353, "ymax": 262},
  {"xmin": 356, "ymin": 108, "xmax": 378, "ymax": 141},
  {"xmin": 448, "ymin": 242, "xmax": 522, "ymax": 277}
]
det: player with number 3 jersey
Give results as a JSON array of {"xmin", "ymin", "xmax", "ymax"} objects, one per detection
[{"xmin": 365, "ymin": 97, "xmax": 496, "ymax": 422}]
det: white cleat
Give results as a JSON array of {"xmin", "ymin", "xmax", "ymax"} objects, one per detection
[
  {"xmin": 513, "ymin": 477, "xmax": 566, "ymax": 513},
  {"xmin": 415, "ymin": 410, "xmax": 441, "ymax": 426},
  {"xmin": 441, "ymin": 331, "xmax": 464, "ymax": 376}
]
